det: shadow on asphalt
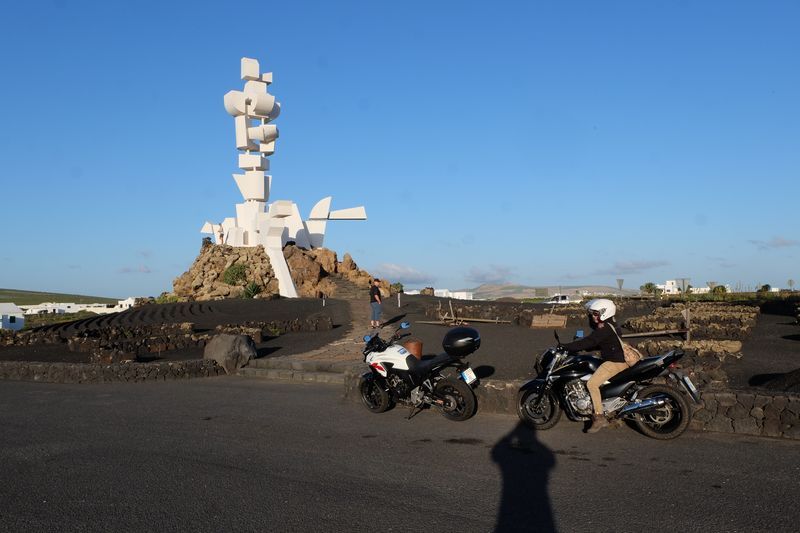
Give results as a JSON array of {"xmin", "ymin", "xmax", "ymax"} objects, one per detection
[
  {"xmin": 381, "ymin": 314, "xmax": 408, "ymax": 327},
  {"xmin": 256, "ymin": 346, "xmax": 282, "ymax": 358},
  {"xmin": 781, "ymin": 334, "xmax": 800, "ymax": 342},
  {"xmin": 491, "ymin": 422, "xmax": 556, "ymax": 532},
  {"xmin": 749, "ymin": 373, "xmax": 787, "ymax": 387},
  {"xmin": 474, "ymin": 365, "xmax": 495, "ymax": 379}
]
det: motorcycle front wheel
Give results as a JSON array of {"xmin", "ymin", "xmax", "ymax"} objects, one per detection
[
  {"xmin": 517, "ymin": 389, "xmax": 561, "ymax": 430},
  {"xmin": 434, "ymin": 378, "xmax": 476, "ymax": 421},
  {"xmin": 359, "ymin": 378, "xmax": 391, "ymax": 413},
  {"xmin": 632, "ymin": 384, "xmax": 691, "ymax": 440}
]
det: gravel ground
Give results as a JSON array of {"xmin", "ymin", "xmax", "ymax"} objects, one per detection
[{"xmin": 731, "ymin": 307, "xmax": 800, "ymax": 389}]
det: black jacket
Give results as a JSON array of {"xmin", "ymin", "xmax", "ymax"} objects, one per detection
[{"xmin": 562, "ymin": 323, "xmax": 625, "ymax": 363}]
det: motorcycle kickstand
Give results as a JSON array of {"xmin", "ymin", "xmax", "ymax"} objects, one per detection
[{"xmin": 407, "ymin": 404, "xmax": 422, "ymax": 420}]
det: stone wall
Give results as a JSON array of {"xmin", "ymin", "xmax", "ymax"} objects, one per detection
[
  {"xmin": 625, "ymin": 303, "xmax": 760, "ymax": 340},
  {"xmin": 0, "ymin": 359, "xmax": 224, "ymax": 383},
  {"xmin": 420, "ymin": 298, "xmax": 660, "ymax": 327},
  {"xmin": 691, "ymin": 390, "xmax": 800, "ymax": 439}
]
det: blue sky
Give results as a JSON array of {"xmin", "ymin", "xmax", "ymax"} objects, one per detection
[{"xmin": 0, "ymin": 0, "xmax": 797, "ymax": 297}]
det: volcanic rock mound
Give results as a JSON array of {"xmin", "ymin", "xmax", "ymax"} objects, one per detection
[{"xmin": 172, "ymin": 242, "xmax": 389, "ymax": 301}]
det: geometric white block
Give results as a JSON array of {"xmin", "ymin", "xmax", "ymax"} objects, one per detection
[
  {"xmin": 248, "ymin": 124, "xmax": 278, "ymax": 143},
  {"xmin": 329, "ymin": 206, "xmax": 367, "ymax": 220},
  {"xmin": 265, "ymin": 222, "xmax": 286, "ymax": 249},
  {"xmin": 235, "ymin": 116, "xmax": 257, "ymax": 151},
  {"xmin": 264, "ymin": 246, "xmax": 298, "ymax": 298},
  {"xmin": 259, "ymin": 141, "xmax": 276, "ymax": 155},
  {"xmin": 238, "ymin": 154, "xmax": 269, "ymax": 171},
  {"xmin": 268, "ymin": 102, "xmax": 281, "ymax": 121},
  {"xmin": 308, "ymin": 197, "xmax": 332, "ymax": 220},
  {"xmin": 261, "ymin": 72, "xmax": 273, "ymax": 84},
  {"xmin": 244, "ymin": 80, "xmax": 268, "ymax": 95},
  {"xmin": 223, "ymin": 90, "xmax": 247, "ymax": 116},
  {"xmin": 285, "ymin": 204, "xmax": 311, "ymax": 249},
  {"xmin": 228, "ymin": 226, "xmax": 245, "ymax": 246},
  {"xmin": 221, "ymin": 217, "xmax": 237, "ymax": 234},
  {"xmin": 235, "ymin": 201, "xmax": 264, "ymax": 238},
  {"xmin": 246, "ymin": 92, "xmax": 276, "ymax": 119},
  {"xmin": 200, "ymin": 221, "xmax": 214, "ymax": 233},
  {"xmin": 270, "ymin": 200, "xmax": 293, "ymax": 218},
  {"xmin": 305, "ymin": 219, "xmax": 327, "ymax": 248},
  {"xmin": 241, "ymin": 57, "xmax": 260, "ymax": 81},
  {"xmin": 233, "ymin": 171, "xmax": 271, "ymax": 201}
]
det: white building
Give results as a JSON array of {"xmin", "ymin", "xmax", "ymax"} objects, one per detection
[
  {"xmin": 21, "ymin": 298, "xmax": 137, "ymax": 316},
  {"xmin": 0, "ymin": 303, "xmax": 25, "ymax": 331},
  {"xmin": 657, "ymin": 280, "xmax": 683, "ymax": 295},
  {"xmin": 433, "ymin": 289, "xmax": 474, "ymax": 300}
]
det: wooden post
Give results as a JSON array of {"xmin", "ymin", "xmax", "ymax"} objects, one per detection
[{"xmin": 681, "ymin": 306, "xmax": 691, "ymax": 342}]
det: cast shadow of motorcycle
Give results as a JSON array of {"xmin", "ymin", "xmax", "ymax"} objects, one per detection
[
  {"xmin": 517, "ymin": 331, "xmax": 702, "ymax": 440},
  {"xmin": 358, "ymin": 322, "xmax": 482, "ymax": 421}
]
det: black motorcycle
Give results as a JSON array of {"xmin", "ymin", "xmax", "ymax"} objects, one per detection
[
  {"xmin": 517, "ymin": 331, "xmax": 701, "ymax": 439},
  {"xmin": 359, "ymin": 323, "xmax": 480, "ymax": 421}
]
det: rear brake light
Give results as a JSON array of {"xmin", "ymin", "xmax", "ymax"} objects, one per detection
[{"xmin": 669, "ymin": 363, "xmax": 677, "ymax": 369}]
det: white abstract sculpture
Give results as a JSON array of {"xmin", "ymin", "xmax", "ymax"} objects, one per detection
[{"xmin": 201, "ymin": 57, "xmax": 367, "ymax": 297}]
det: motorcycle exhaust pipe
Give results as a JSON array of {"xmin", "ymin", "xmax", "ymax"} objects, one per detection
[{"xmin": 617, "ymin": 396, "xmax": 667, "ymax": 417}]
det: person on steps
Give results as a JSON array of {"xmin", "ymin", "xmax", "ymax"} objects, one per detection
[{"xmin": 369, "ymin": 279, "xmax": 382, "ymax": 328}]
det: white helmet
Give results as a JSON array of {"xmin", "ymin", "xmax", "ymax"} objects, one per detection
[{"xmin": 585, "ymin": 298, "xmax": 616, "ymax": 322}]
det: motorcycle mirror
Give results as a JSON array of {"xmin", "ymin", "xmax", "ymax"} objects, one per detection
[
  {"xmin": 574, "ymin": 329, "xmax": 584, "ymax": 340},
  {"xmin": 363, "ymin": 335, "xmax": 371, "ymax": 342},
  {"xmin": 553, "ymin": 330, "xmax": 561, "ymax": 344},
  {"xmin": 400, "ymin": 322, "xmax": 410, "ymax": 329}
]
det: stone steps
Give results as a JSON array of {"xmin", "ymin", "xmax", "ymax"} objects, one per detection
[{"xmin": 328, "ymin": 275, "xmax": 369, "ymax": 301}]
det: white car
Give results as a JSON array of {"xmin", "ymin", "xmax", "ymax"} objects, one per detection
[{"xmin": 545, "ymin": 295, "xmax": 577, "ymax": 305}]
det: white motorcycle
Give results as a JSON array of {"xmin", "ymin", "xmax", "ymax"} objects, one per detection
[{"xmin": 359, "ymin": 322, "xmax": 480, "ymax": 421}]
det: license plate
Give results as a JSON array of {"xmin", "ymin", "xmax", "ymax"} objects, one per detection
[
  {"xmin": 461, "ymin": 368, "xmax": 477, "ymax": 385},
  {"xmin": 683, "ymin": 376, "xmax": 698, "ymax": 394}
]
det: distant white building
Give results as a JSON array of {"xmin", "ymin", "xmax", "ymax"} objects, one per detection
[
  {"xmin": 0, "ymin": 303, "xmax": 25, "ymax": 331},
  {"xmin": 689, "ymin": 287, "xmax": 710, "ymax": 294},
  {"xmin": 433, "ymin": 289, "xmax": 474, "ymax": 300},
  {"xmin": 20, "ymin": 297, "xmax": 137, "ymax": 316}
]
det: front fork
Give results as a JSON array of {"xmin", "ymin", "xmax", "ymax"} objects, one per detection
[{"xmin": 519, "ymin": 378, "xmax": 551, "ymax": 408}]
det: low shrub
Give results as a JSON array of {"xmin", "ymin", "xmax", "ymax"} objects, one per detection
[
  {"xmin": 223, "ymin": 264, "xmax": 247, "ymax": 285},
  {"xmin": 243, "ymin": 282, "xmax": 262, "ymax": 299}
]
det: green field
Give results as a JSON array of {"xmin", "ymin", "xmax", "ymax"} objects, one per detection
[{"xmin": 0, "ymin": 288, "xmax": 118, "ymax": 306}]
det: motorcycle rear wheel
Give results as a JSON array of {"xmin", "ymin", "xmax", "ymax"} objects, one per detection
[
  {"xmin": 434, "ymin": 379, "xmax": 476, "ymax": 421},
  {"xmin": 632, "ymin": 384, "xmax": 691, "ymax": 440},
  {"xmin": 359, "ymin": 378, "xmax": 391, "ymax": 413},
  {"xmin": 517, "ymin": 389, "xmax": 561, "ymax": 430}
]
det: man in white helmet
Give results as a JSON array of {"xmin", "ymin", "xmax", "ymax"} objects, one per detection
[{"xmin": 561, "ymin": 298, "xmax": 627, "ymax": 433}]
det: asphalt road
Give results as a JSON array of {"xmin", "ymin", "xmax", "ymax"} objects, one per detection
[{"xmin": 1, "ymin": 379, "xmax": 798, "ymax": 533}]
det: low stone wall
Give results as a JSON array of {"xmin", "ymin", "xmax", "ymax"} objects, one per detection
[
  {"xmin": 420, "ymin": 298, "xmax": 659, "ymax": 328},
  {"xmin": 342, "ymin": 372, "xmax": 800, "ymax": 440},
  {"xmin": 690, "ymin": 390, "xmax": 800, "ymax": 439},
  {"xmin": 1, "ymin": 315, "xmax": 335, "ymax": 364},
  {"xmin": 0, "ymin": 359, "xmax": 224, "ymax": 384}
]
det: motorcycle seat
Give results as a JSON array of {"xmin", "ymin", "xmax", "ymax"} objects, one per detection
[{"xmin": 408, "ymin": 352, "xmax": 455, "ymax": 379}]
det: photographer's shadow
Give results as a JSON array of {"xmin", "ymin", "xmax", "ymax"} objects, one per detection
[{"xmin": 491, "ymin": 422, "xmax": 556, "ymax": 532}]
